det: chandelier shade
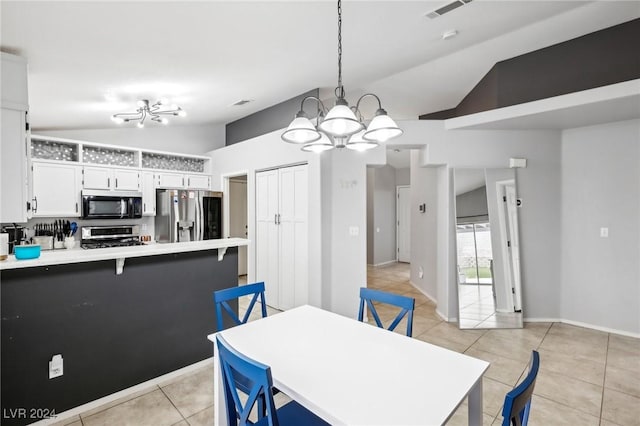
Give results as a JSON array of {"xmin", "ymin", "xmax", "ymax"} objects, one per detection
[
  {"xmin": 318, "ymin": 101, "xmax": 364, "ymax": 137},
  {"xmin": 280, "ymin": 0, "xmax": 402, "ymax": 152},
  {"xmin": 363, "ymin": 110, "xmax": 404, "ymax": 142},
  {"xmin": 301, "ymin": 132, "xmax": 334, "ymax": 152},
  {"xmin": 345, "ymin": 129, "xmax": 378, "ymax": 151},
  {"xmin": 282, "ymin": 115, "xmax": 321, "ymax": 144}
]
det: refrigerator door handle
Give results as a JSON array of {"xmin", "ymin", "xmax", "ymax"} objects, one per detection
[{"xmin": 196, "ymin": 192, "xmax": 203, "ymax": 241}]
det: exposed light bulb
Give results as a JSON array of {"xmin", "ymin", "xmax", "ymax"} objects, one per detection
[
  {"xmin": 158, "ymin": 97, "xmax": 169, "ymax": 105},
  {"xmin": 161, "ymin": 118, "xmax": 169, "ymax": 125},
  {"xmin": 111, "ymin": 115, "xmax": 124, "ymax": 124},
  {"xmin": 137, "ymin": 122, "xmax": 144, "ymax": 129},
  {"xmin": 137, "ymin": 100, "xmax": 147, "ymax": 108},
  {"xmin": 177, "ymin": 110, "xmax": 187, "ymax": 117}
]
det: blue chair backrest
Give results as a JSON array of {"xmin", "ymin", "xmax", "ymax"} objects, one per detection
[
  {"xmin": 357, "ymin": 287, "xmax": 415, "ymax": 337},
  {"xmin": 502, "ymin": 350, "xmax": 540, "ymax": 426},
  {"xmin": 216, "ymin": 335, "xmax": 278, "ymax": 426},
  {"xmin": 213, "ymin": 282, "xmax": 268, "ymax": 332}
]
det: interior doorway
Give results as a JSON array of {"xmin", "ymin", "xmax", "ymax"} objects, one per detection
[
  {"xmin": 228, "ymin": 175, "xmax": 248, "ymax": 277},
  {"xmin": 397, "ymin": 185, "xmax": 410, "ymax": 263}
]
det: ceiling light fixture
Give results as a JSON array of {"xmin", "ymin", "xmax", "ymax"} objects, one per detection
[
  {"xmin": 111, "ymin": 99, "xmax": 186, "ymax": 128},
  {"xmin": 281, "ymin": 0, "xmax": 403, "ymax": 152}
]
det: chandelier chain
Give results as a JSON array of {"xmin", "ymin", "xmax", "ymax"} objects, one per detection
[{"xmin": 336, "ymin": 0, "xmax": 344, "ymax": 99}]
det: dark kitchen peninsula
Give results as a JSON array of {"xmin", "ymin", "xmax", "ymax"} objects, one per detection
[{"xmin": 0, "ymin": 240, "xmax": 247, "ymax": 425}]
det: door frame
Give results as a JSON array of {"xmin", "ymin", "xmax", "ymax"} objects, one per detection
[{"xmin": 396, "ymin": 185, "xmax": 410, "ymax": 263}]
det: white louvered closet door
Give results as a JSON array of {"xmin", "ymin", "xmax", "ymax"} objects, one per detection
[
  {"xmin": 278, "ymin": 165, "xmax": 308, "ymax": 310},
  {"xmin": 255, "ymin": 164, "xmax": 308, "ymax": 310},
  {"xmin": 255, "ymin": 169, "xmax": 280, "ymax": 308}
]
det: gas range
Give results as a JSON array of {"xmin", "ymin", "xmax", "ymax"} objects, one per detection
[
  {"xmin": 81, "ymin": 238, "xmax": 145, "ymax": 250},
  {"xmin": 81, "ymin": 225, "xmax": 145, "ymax": 250}
]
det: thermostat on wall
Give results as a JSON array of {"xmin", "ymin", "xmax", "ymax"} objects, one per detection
[{"xmin": 509, "ymin": 158, "xmax": 527, "ymax": 168}]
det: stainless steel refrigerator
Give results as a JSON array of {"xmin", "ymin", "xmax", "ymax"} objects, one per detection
[{"xmin": 155, "ymin": 189, "xmax": 222, "ymax": 243}]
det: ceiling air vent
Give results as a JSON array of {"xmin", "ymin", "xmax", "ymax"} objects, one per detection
[
  {"xmin": 232, "ymin": 99, "xmax": 252, "ymax": 106},
  {"xmin": 425, "ymin": 0, "xmax": 473, "ymax": 19}
]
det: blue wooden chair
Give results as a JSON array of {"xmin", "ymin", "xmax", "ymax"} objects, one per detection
[
  {"xmin": 358, "ymin": 287, "xmax": 415, "ymax": 337},
  {"xmin": 217, "ymin": 335, "xmax": 329, "ymax": 426},
  {"xmin": 501, "ymin": 350, "xmax": 540, "ymax": 426},
  {"xmin": 213, "ymin": 282, "xmax": 268, "ymax": 332}
]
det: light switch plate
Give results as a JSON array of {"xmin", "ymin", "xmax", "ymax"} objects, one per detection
[
  {"xmin": 600, "ymin": 227, "xmax": 608, "ymax": 238},
  {"xmin": 349, "ymin": 226, "xmax": 359, "ymax": 237}
]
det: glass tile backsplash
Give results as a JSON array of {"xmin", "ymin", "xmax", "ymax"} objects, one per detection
[
  {"xmin": 83, "ymin": 146, "xmax": 137, "ymax": 167},
  {"xmin": 142, "ymin": 153, "xmax": 205, "ymax": 173},
  {"xmin": 31, "ymin": 140, "xmax": 78, "ymax": 162}
]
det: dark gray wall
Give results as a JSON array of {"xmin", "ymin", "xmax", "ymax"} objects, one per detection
[
  {"xmin": 225, "ymin": 89, "xmax": 319, "ymax": 146},
  {"xmin": 1, "ymin": 249, "xmax": 238, "ymax": 425}
]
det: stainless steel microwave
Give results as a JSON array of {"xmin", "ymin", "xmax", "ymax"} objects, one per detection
[{"xmin": 81, "ymin": 190, "xmax": 143, "ymax": 220}]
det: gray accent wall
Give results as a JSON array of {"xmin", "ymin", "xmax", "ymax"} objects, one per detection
[
  {"xmin": 225, "ymin": 89, "xmax": 319, "ymax": 146},
  {"xmin": 367, "ymin": 165, "xmax": 398, "ymax": 266},
  {"xmin": 561, "ymin": 119, "xmax": 640, "ymax": 333}
]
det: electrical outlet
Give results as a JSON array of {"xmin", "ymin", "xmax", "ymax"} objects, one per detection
[
  {"xmin": 349, "ymin": 226, "xmax": 359, "ymax": 237},
  {"xmin": 49, "ymin": 354, "xmax": 63, "ymax": 379}
]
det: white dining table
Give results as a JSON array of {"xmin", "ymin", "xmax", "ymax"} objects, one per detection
[{"xmin": 208, "ymin": 305, "xmax": 490, "ymax": 426}]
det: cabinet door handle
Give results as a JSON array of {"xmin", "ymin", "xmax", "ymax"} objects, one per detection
[
  {"xmin": 188, "ymin": 178, "xmax": 191, "ymax": 187},
  {"xmin": 107, "ymin": 177, "xmax": 110, "ymax": 188},
  {"xmin": 182, "ymin": 177, "xmax": 185, "ymax": 187},
  {"xmin": 115, "ymin": 178, "xmax": 118, "ymax": 188},
  {"xmin": 144, "ymin": 203, "xmax": 146, "ymax": 212},
  {"xmin": 274, "ymin": 214, "xmax": 278, "ymax": 225},
  {"xmin": 75, "ymin": 202, "xmax": 78, "ymax": 213},
  {"xmin": 32, "ymin": 197, "xmax": 38, "ymax": 213}
]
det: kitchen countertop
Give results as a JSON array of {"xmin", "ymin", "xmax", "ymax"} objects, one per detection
[{"xmin": 0, "ymin": 238, "xmax": 249, "ymax": 271}]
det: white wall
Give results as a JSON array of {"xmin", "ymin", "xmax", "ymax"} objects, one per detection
[
  {"xmin": 38, "ymin": 124, "xmax": 225, "ymax": 155},
  {"xmin": 410, "ymin": 151, "xmax": 439, "ymax": 301},
  {"xmin": 561, "ymin": 119, "xmax": 640, "ymax": 334},
  {"xmin": 396, "ymin": 167, "xmax": 410, "ymax": 185},
  {"xmin": 400, "ymin": 120, "xmax": 563, "ymax": 322},
  {"xmin": 205, "ymin": 128, "xmax": 384, "ymax": 318}
]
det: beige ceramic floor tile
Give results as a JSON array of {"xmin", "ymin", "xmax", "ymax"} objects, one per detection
[
  {"xmin": 445, "ymin": 403, "xmax": 495, "ymax": 426},
  {"xmin": 81, "ymin": 389, "xmax": 183, "ymax": 426},
  {"xmin": 470, "ymin": 332, "xmax": 538, "ymax": 363},
  {"xmin": 172, "ymin": 421, "xmax": 188, "ymax": 426},
  {"xmin": 533, "ymin": 370, "xmax": 602, "ymax": 417},
  {"xmin": 464, "ymin": 347, "xmax": 528, "ymax": 387},
  {"xmin": 605, "ymin": 363, "xmax": 640, "ymax": 397},
  {"xmin": 525, "ymin": 395, "xmax": 600, "ymax": 426},
  {"xmin": 424, "ymin": 321, "xmax": 487, "ymax": 348},
  {"xmin": 602, "ymin": 387, "xmax": 640, "ymax": 426},
  {"xmin": 184, "ymin": 406, "xmax": 213, "ymax": 426},
  {"xmin": 49, "ymin": 415, "xmax": 82, "ymax": 426},
  {"xmin": 536, "ymin": 347, "xmax": 605, "ymax": 386},
  {"xmin": 415, "ymin": 332, "xmax": 471, "ymax": 353},
  {"xmin": 161, "ymin": 367, "xmax": 214, "ymax": 418},
  {"xmin": 539, "ymin": 333, "xmax": 608, "ymax": 365},
  {"xmin": 78, "ymin": 386, "xmax": 159, "ymax": 418},
  {"xmin": 481, "ymin": 377, "xmax": 512, "ymax": 418}
]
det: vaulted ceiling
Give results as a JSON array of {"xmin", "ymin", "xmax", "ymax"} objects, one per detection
[{"xmin": 1, "ymin": 1, "xmax": 637, "ymax": 131}]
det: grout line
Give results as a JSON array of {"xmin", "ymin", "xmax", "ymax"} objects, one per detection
[
  {"xmin": 599, "ymin": 333, "xmax": 610, "ymax": 425},
  {"xmin": 158, "ymin": 385, "xmax": 187, "ymax": 422},
  {"xmin": 78, "ymin": 385, "xmax": 160, "ymax": 422}
]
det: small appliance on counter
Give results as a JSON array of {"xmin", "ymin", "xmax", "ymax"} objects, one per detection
[
  {"xmin": 155, "ymin": 189, "xmax": 222, "ymax": 243},
  {"xmin": 81, "ymin": 225, "xmax": 145, "ymax": 249},
  {"xmin": 1, "ymin": 224, "xmax": 26, "ymax": 254}
]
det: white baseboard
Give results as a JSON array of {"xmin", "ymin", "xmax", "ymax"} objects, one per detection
[
  {"xmin": 30, "ymin": 357, "xmax": 214, "ymax": 426},
  {"xmin": 524, "ymin": 317, "xmax": 640, "ymax": 339},
  {"xmin": 407, "ymin": 280, "xmax": 452, "ymax": 322}
]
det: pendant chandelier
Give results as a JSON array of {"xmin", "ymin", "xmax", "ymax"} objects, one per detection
[
  {"xmin": 281, "ymin": 0, "xmax": 403, "ymax": 152},
  {"xmin": 111, "ymin": 99, "xmax": 186, "ymax": 128}
]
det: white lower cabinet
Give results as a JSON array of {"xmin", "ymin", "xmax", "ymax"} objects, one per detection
[
  {"xmin": 141, "ymin": 171, "xmax": 156, "ymax": 215},
  {"xmin": 256, "ymin": 164, "xmax": 308, "ymax": 310},
  {"xmin": 31, "ymin": 162, "xmax": 81, "ymax": 217}
]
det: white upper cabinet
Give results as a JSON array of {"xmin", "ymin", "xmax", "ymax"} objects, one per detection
[
  {"xmin": 185, "ymin": 174, "xmax": 210, "ymax": 190},
  {"xmin": 31, "ymin": 162, "xmax": 81, "ymax": 217},
  {"xmin": 83, "ymin": 167, "xmax": 140, "ymax": 191},
  {"xmin": 141, "ymin": 172, "xmax": 156, "ymax": 216},
  {"xmin": 156, "ymin": 172, "xmax": 185, "ymax": 189},
  {"xmin": 1, "ymin": 53, "xmax": 28, "ymax": 110},
  {"xmin": 0, "ymin": 109, "xmax": 29, "ymax": 223}
]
